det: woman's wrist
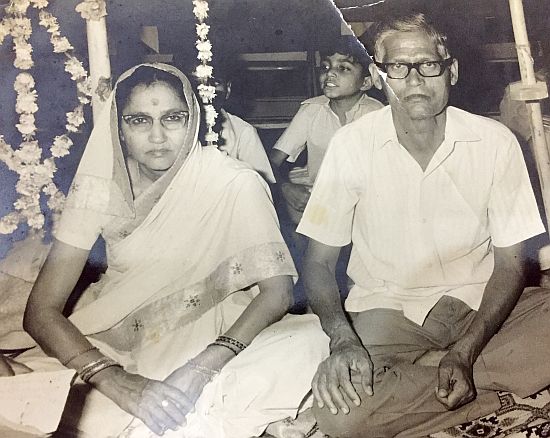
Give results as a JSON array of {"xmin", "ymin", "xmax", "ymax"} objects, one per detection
[
  {"xmin": 87, "ymin": 363, "xmax": 125, "ymax": 388},
  {"xmin": 202, "ymin": 343, "xmax": 234, "ymax": 370}
]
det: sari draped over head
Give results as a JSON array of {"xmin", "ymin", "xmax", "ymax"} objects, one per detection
[{"xmin": 54, "ymin": 63, "xmax": 296, "ymax": 377}]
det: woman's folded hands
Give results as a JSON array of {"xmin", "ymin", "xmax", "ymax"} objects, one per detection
[{"xmin": 89, "ymin": 365, "xmax": 192, "ymax": 436}]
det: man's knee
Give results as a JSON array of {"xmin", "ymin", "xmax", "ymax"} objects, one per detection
[{"xmin": 312, "ymin": 397, "xmax": 401, "ymax": 438}]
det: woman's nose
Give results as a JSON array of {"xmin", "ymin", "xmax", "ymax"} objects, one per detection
[{"xmin": 148, "ymin": 119, "xmax": 167, "ymax": 143}]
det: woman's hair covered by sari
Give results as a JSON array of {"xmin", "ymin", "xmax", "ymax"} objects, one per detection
[{"xmin": 50, "ymin": 63, "xmax": 296, "ymax": 356}]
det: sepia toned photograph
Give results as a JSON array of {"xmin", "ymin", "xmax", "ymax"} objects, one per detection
[{"xmin": 1, "ymin": 0, "xmax": 550, "ymax": 436}]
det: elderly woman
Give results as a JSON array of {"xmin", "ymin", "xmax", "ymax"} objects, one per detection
[{"xmin": 22, "ymin": 64, "xmax": 327, "ymax": 437}]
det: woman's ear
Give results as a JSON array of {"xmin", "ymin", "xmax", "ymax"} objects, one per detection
[
  {"xmin": 368, "ymin": 62, "xmax": 384, "ymax": 90},
  {"xmin": 119, "ymin": 129, "xmax": 125, "ymax": 143}
]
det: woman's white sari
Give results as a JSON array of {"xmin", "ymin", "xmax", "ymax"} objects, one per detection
[{"xmin": 19, "ymin": 64, "xmax": 328, "ymax": 437}]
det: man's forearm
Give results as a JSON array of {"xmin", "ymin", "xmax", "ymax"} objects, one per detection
[
  {"xmin": 303, "ymin": 258, "xmax": 360, "ymax": 349},
  {"xmin": 451, "ymin": 244, "xmax": 526, "ymax": 364}
]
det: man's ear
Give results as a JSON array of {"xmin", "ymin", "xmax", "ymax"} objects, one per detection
[
  {"xmin": 369, "ymin": 62, "xmax": 384, "ymax": 90},
  {"xmin": 360, "ymin": 75, "xmax": 373, "ymax": 91},
  {"xmin": 450, "ymin": 58, "xmax": 459, "ymax": 86}
]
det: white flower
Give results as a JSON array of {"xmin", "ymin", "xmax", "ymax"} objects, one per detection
[
  {"xmin": 10, "ymin": 17, "xmax": 32, "ymax": 39},
  {"xmin": 196, "ymin": 23, "xmax": 210, "ymax": 40},
  {"xmin": 16, "ymin": 113, "xmax": 36, "ymax": 136},
  {"xmin": 15, "ymin": 174, "xmax": 35, "ymax": 196},
  {"xmin": 0, "ymin": 20, "xmax": 10, "ymax": 45},
  {"xmin": 205, "ymin": 130, "xmax": 219, "ymax": 143},
  {"xmin": 0, "ymin": 213, "xmax": 20, "ymax": 235},
  {"xmin": 27, "ymin": 211, "xmax": 45, "ymax": 230},
  {"xmin": 192, "ymin": 0, "xmax": 209, "ymax": 21},
  {"xmin": 196, "ymin": 40, "xmax": 212, "ymax": 62},
  {"xmin": 38, "ymin": 11, "xmax": 59, "ymax": 34},
  {"xmin": 203, "ymin": 104, "xmax": 218, "ymax": 127},
  {"xmin": 52, "ymin": 36, "xmax": 73, "ymax": 53},
  {"xmin": 16, "ymin": 90, "xmax": 38, "ymax": 114},
  {"xmin": 14, "ymin": 193, "xmax": 40, "ymax": 211},
  {"xmin": 30, "ymin": 0, "xmax": 49, "ymax": 9},
  {"xmin": 197, "ymin": 84, "xmax": 216, "ymax": 102},
  {"xmin": 195, "ymin": 64, "xmax": 213, "ymax": 80},
  {"xmin": 0, "ymin": 137, "xmax": 18, "ymax": 172},
  {"xmin": 14, "ymin": 140, "xmax": 41, "ymax": 164},
  {"xmin": 14, "ymin": 40, "xmax": 33, "ymax": 70},
  {"xmin": 43, "ymin": 182, "xmax": 58, "ymax": 196},
  {"xmin": 14, "ymin": 72, "xmax": 35, "ymax": 92},
  {"xmin": 66, "ymin": 106, "xmax": 85, "ymax": 131},
  {"xmin": 46, "ymin": 188, "xmax": 65, "ymax": 212},
  {"xmin": 6, "ymin": 0, "xmax": 30, "ymax": 15},
  {"xmin": 75, "ymin": 0, "xmax": 107, "ymax": 21},
  {"xmin": 50, "ymin": 135, "xmax": 73, "ymax": 158},
  {"xmin": 65, "ymin": 56, "xmax": 87, "ymax": 80}
]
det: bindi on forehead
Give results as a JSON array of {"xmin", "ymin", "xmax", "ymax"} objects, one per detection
[{"xmin": 151, "ymin": 97, "xmax": 160, "ymax": 106}]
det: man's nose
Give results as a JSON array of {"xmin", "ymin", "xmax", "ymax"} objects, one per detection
[
  {"xmin": 327, "ymin": 67, "xmax": 337, "ymax": 78},
  {"xmin": 148, "ymin": 119, "xmax": 167, "ymax": 143},
  {"xmin": 406, "ymin": 66, "xmax": 424, "ymax": 85}
]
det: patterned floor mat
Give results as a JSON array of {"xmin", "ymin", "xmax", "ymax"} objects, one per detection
[
  {"xmin": 265, "ymin": 389, "xmax": 550, "ymax": 438},
  {"xmin": 431, "ymin": 389, "xmax": 550, "ymax": 438}
]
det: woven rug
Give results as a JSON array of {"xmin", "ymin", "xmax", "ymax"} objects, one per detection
[
  {"xmin": 431, "ymin": 389, "xmax": 550, "ymax": 438},
  {"xmin": 265, "ymin": 389, "xmax": 550, "ymax": 438}
]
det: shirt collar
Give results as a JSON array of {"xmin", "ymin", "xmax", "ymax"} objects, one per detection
[{"xmin": 375, "ymin": 106, "xmax": 481, "ymax": 149}]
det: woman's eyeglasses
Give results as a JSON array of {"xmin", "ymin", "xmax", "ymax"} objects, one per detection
[
  {"xmin": 374, "ymin": 59, "xmax": 453, "ymax": 79},
  {"xmin": 121, "ymin": 111, "xmax": 189, "ymax": 132}
]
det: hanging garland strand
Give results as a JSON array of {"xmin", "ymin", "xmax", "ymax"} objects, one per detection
[
  {"xmin": 192, "ymin": 0, "xmax": 218, "ymax": 145},
  {"xmin": 0, "ymin": 0, "xmax": 93, "ymax": 234}
]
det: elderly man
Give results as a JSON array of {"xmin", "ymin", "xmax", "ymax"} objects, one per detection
[{"xmin": 298, "ymin": 13, "xmax": 550, "ymax": 437}]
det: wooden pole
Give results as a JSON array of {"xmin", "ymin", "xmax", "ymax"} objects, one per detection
[
  {"xmin": 85, "ymin": 16, "xmax": 111, "ymax": 123},
  {"xmin": 508, "ymin": 0, "xmax": 550, "ymax": 231}
]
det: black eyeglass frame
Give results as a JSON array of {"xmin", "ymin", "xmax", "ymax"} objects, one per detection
[{"xmin": 374, "ymin": 58, "xmax": 454, "ymax": 79}]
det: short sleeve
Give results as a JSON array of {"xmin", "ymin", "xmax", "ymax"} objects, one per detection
[
  {"xmin": 236, "ymin": 125, "xmax": 276, "ymax": 183},
  {"xmin": 488, "ymin": 133, "xmax": 545, "ymax": 247},
  {"xmin": 273, "ymin": 105, "xmax": 313, "ymax": 162},
  {"xmin": 53, "ymin": 206, "xmax": 105, "ymax": 250},
  {"xmin": 296, "ymin": 130, "xmax": 361, "ymax": 247}
]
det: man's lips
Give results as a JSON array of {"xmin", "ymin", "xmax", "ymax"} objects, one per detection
[{"xmin": 403, "ymin": 93, "xmax": 430, "ymax": 102}]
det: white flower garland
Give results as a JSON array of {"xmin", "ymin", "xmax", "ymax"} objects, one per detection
[
  {"xmin": 0, "ymin": 0, "xmax": 92, "ymax": 234},
  {"xmin": 192, "ymin": 0, "xmax": 218, "ymax": 145}
]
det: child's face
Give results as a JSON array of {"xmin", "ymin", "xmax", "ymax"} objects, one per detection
[{"xmin": 319, "ymin": 53, "xmax": 371, "ymax": 101}]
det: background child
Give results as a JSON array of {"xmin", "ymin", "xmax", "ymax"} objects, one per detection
[{"xmin": 270, "ymin": 36, "xmax": 384, "ymax": 306}]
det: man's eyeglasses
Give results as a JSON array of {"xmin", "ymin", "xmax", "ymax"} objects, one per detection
[
  {"xmin": 121, "ymin": 111, "xmax": 189, "ymax": 132},
  {"xmin": 374, "ymin": 58, "xmax": 453, "ymax": 79}
]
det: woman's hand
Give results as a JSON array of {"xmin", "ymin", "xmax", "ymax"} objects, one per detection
[
  {"xmin": 0, "ymin": 354, "xmax": 32, "ymax": 377},
  {"xmin": 90, "ymin": 365, "xmax": 192, "ymax": 436},
  {"xmin": 164, "ymin": 344, "xmax": 234, "ymax": 411}
]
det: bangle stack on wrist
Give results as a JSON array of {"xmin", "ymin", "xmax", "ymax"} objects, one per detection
[
  {"xmin": 187, "ymin": 359, "xmax": 219, "ymax": 381},
  {"xmin": 211, "ymin": 335, "xmax": 248, "ymax": 356},
  {"xmin": 62, "ymin": 346, "xmax": 99, "ymax": 366},
  {"xmin": 78, "ymin": 357, "xmax": 122, "ymax": 383}
]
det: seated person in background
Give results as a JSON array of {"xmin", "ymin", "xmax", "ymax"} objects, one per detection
[
  {"xmin": 298, "ymin": 13, "xmax": 550, "ymax": 438},
  {"xmin": 21, "ymin": 63, "xmax": 327, "ymax": 438},
  {"xmin": 214, "ymin": 76, "xmax": 276, "ymax": 184},
  {"xmin": 270, "ymin": 36, "xmax": 384, "ymax": 225}
]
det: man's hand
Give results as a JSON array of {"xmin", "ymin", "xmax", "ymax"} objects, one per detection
[
  {"xmin": 312, "ymin": 341, "xmax": 374, "ymax": 415},
  {"xmin": 281, "ymin": 182, "xmax": 311, "ymax": 213},
  {"xmin": 436, "ymin": 350, "xmax": 476, "ymax": 410}
]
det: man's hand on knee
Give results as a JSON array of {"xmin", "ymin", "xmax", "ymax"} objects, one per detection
[
  {"xmin": 312, "ymin": 341, "xmax": 373, "ymax": 415},
  {"xmin": 436, "ymin": 350, "xmax": 476, "ymax": 410}
]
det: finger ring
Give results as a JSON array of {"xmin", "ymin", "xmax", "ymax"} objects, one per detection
[{"xmin": 161, "ymin": 399, "xmax": 169, "ymax": 407}]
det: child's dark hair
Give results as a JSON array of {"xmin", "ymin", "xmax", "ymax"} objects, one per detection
[
  {"xmin": 115, "ymin": 65, "xmax": 186, "ymax": 111},
  {"xmin": 320, "ymin": 35, "xmax": 373, "ymax": 74}
]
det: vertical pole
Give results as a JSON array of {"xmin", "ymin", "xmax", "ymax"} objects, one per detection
[
  {"xmin": 85, "ymin": 16, "xmax": 111, "ymax": 123},
  {"xmin": 509, "ymin": 0, "xmax": 550, "ymax": 235}
]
